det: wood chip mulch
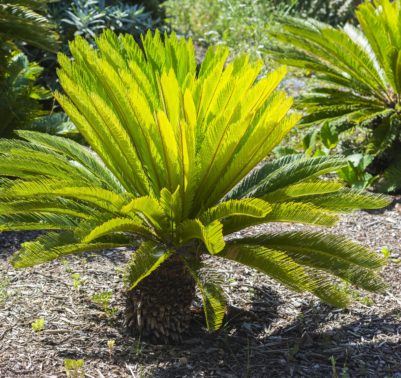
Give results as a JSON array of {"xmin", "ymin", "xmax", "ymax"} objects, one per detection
[{"xmin": 1, "ymin": 198, "xmax": 400, "ymax": 377}]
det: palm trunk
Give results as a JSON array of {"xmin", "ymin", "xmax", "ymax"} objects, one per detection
[{"xmin": 125, "ymin": 254, "xmax": 196, "ymax": 344}]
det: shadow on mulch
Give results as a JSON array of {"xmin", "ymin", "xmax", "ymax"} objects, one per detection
[
  {"xmin": 367, "ymin": 194, "xmax": 400, "ymax": 215},
  {"xmin": 0, "ymin": 230, "xmax": 44, "ymax": 260},
  {"xmin": 48, "ymin": 285, "xmax": 401, "ymax": 377}
]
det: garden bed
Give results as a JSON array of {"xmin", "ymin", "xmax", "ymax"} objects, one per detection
[{"xmin": 1, "ymin": 198, "xmax": 400, "ymax": 377}]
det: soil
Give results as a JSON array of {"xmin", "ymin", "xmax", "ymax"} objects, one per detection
[{"xmin": 0, "ymin": 198, "xmax": 401, "ymax": 378}]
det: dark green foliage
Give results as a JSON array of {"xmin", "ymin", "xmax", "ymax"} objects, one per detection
[
  {"xmin": 0, "ymin": 0, "xmax": 59, "ymax": 53},
  {"xmin": 0, "ymin": 50, "xmax": 50, "ymax": 137},
  {"xmin": 0, "ymin": 0, "xmax": 60, "ymax": 137}
]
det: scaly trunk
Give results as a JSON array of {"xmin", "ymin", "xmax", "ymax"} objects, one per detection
[{"xmin": 125, "ymin": 254, "xmax": 196, "ymax": 344}]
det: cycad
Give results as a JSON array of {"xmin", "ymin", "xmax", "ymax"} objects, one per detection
[
  {"xmin": 2, "ymin": 30, "xmax": 389, "ymax": 343},
  {"xmin": 267, "ymin": 0, "xmax": 401, "ymax": 193}
]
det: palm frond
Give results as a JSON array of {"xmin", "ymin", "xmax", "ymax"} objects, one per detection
[
  {"xmin": 126, "ymin": 241, "xmax": 173, "ymax": 290},
  {"xmin": 10, "ymin": 231, "xmax": 127, "ymax": 268},
  {"xmin": 182, "ymin": 258, "xmax": 226, "ymax": 332}
]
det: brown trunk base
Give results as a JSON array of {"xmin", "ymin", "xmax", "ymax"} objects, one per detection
[{"xmin": 124, "ymin": 254, "xmax": 196, "ymax": 344}]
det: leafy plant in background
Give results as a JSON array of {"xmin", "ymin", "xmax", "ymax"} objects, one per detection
[
  {"xmin": 0, "ymin": 51, "xmax": 50, "ymax": 137},
  {"xmin": 2, "ymin": 31, "xmax": 389, "ymax": 343},
  {"xmin": 300, "ymin": 124, "xmax": 376, "ymax": 190},
  {"xmin": 164, "ymin": 0, "xmax": 360, "ymax": 59},
  {"xmin": 0, "ymin": 0, "xmax": 58, "ymax": 55},
  {"xmin": 51, "ymin": 0, "xmax": 156, "ymax": 43},
  {"xmin": 164, "ymin": 0, "xmax": 284, "ymax": 58},
  {"xmin": 268, "ymin": 0, "xmax": 401, "ymax": 193},
  {"xmin": 276, "ymin": 0, "xmax": 361, "ymax": 26},
  {"xmin": 0, "ymin": 0, "xmax": 59, "ymax": 137}
]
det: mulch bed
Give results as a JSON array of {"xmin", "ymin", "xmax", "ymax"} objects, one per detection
[{"xmin": 1, "ymin": 198, "xmax": 400, "ymax": 377}]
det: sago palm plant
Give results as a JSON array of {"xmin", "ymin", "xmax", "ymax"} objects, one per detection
[
  {"xmin": 2, "ymin": 30, "xmax": 389, "ymax": 343},
  {"xmin": 267, "ymin": 0, "xmax": 401, "ymax": 193}
]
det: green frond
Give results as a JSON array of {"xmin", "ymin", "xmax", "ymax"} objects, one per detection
[
  {"xmin": 235, "ymin": 232, "xmax": 386, "ymax": 291},
  {"xmin": 126, "ymin": 241, "xmax": 173, "ymax": 290},
  {"xmin": 243, "ymin": 156, "xmax": 348, "ymax": 198},
  {"xmin": 296, "ymin": 189, "xmax": 392, "ymax": 211},
  {"xmin": 159, "ymin": 187, "xmax": 183, "ymax": 229},
  {"xmin": 262, "ymin": 180, "xmax": 343, "ymax": 203},
  {"xmin": 82, "ymin": 217, "xmax": 154, "ymax": 243},
  {"xmin": 226, "ymin": 154, "xmax": 306, "ymax": 200},
  {"xmin": 222, "ymin": 232, "xmax": 386, "ymax": 306},
  {"xmin": 218, "ymin": 243, "xmax": 312, "ymax": 293},
  {"xmin": 178, "ymin": 219, "xmax": 225, "ymax": 255},
  {"xmin": 10, "ymin": 232, "xmax": 127, "ymax": 268},
  {"xmin": 222, "ymin": 202, "xmax": 339, "ymax": 235},
  {"xmin": 264, "ymin": 202, "xmax": 339, "ymax": 225},
  {"xmin": 304, "ymin": 270, "xmax": 350, "ymax": 308},
  {"xmin": 0, "ymin": 213, "xmax": 79, "ymax": 231},
  {"xmin": 182, "ymin": 257, "xmax": 226, "ymax": 332},
  {"xmin": 199, "ymin": 198, "xmax": 272, "ymax": 224},
  {"xmin": 16, "ymin": 131, "xmax": 123, "ymax": 193},
  {"xmin": 0, "ymin": 179, "xmax": 128, "ymax": 213},
  {"xmin": 120, "ymin": 196, "xmax": 168, "ymax": 233},
  {"xmin": 0, "ymin": 198, "xmax": 94, "ymax": 219}
]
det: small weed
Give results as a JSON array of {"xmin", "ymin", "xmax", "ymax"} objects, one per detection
[
  {"xmin": 381, "ymin": 246, "xmax": 391, "ymax": 259},
  {"xmin": 91, "ymin": 291, "xmax": 118, "ymax": 318},
  {"xmin": 381, "ymin": 247, "xmax": 400, "ymax": 264},
  {"xmin": 330, "ymin": 355, "xmax": 350, "ymax": 378},
  {"xmin": 62, "ymin": 259, "xmax": 73, "ymax": 273},
  {"xmin": 71, "ymin": 273, "xmax": 83, "ymax": 290},
  {"xmin": 330, "ymin": 355, "xmax": 338, "ymax": 377},
  {"xmin": 64, "ymin": 359, "xmax": 85, "ymax": 378},
  {"xmin": 107, "ymin": 339, "xmax": 116, "ymax": 356},
  {"xmin": 31, "ymin": 318, "xmax": 45, "ymax": 332},
  {"xmin": 359, "ymin": 296, "xmax": 374, "ymax": 306}
]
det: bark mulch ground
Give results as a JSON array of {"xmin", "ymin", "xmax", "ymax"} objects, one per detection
[{"xmin": 1, "ymin": 198, "xmax": 400, "ymax": 377}]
